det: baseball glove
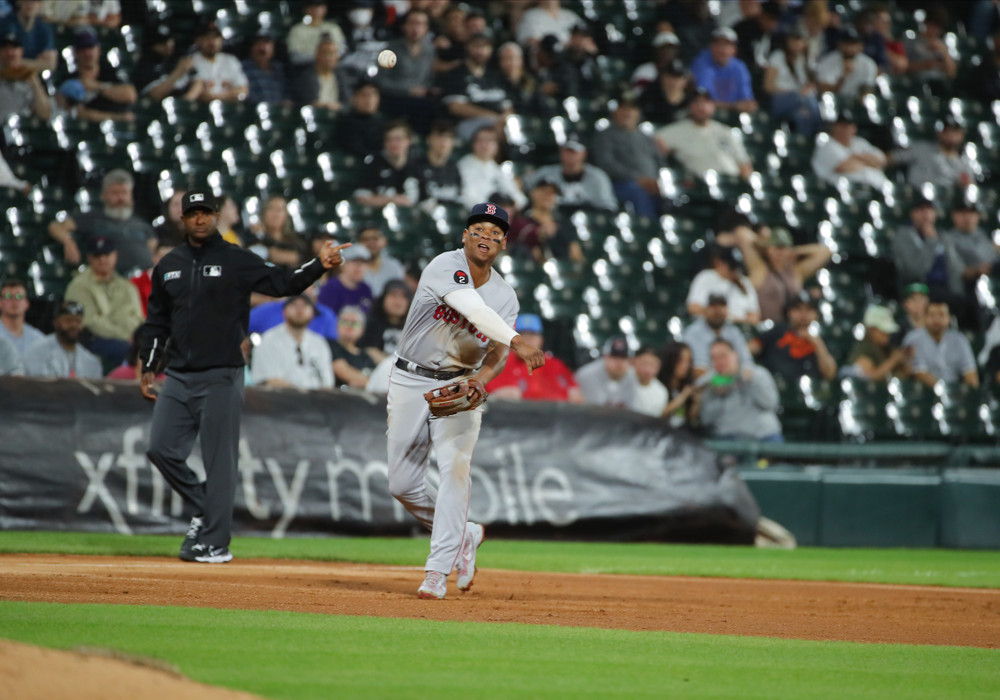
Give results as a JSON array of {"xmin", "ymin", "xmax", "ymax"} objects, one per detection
[{"xmin": 424, "ymin": 379, "xmax": 487, "ymax": 417}]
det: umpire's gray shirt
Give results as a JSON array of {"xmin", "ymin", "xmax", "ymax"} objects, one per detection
[{"xmin": 902, "ymin": 327, "xmax": 977, "ymax": 383}]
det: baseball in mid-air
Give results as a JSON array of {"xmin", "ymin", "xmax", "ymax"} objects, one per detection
[{"xmin": 378, "ymin": 49, "xmax": 397, "ymax": 69}]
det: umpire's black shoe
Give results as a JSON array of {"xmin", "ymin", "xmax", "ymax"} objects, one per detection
[
  {"xmin": 191, "ymin": 543, "xmax": 234, "ymax": 563},
  {"xmin": 178, "ymin": 516, "xmax": 204, "ymax": 562}
]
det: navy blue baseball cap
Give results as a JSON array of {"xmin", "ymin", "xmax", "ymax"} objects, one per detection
[
  {"xmin": 467, "ymin": 202, "xmax": 510, "ymax": 234},
  {"xmin": 181, "ymin": 189, "xmax": 217, "ymax": 215}
]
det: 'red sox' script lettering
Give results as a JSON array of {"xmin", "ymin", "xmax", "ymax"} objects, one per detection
[{"xmin": 432, "ymin": 304, "xmax": 489, "ymax": 342}]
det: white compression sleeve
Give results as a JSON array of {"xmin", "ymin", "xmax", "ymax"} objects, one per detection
[{"xmin": 443, "ymin": 288, "xmax": 518, "ymax": 346}]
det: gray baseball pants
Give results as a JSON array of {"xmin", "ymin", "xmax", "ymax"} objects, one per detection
[{"xmin": 146, "ymin": 366, "xmax": 245, "ymax": 548}]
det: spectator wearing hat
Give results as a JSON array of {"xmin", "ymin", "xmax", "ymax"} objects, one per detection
[
  {"xmin": 750, "ymin": 293, "xmax": 837, "ymax": 383},
  {"xmin": 656, "ymin": 88, "xmax": 754, "ymax": 181},
  {"xmin": 515, "ymin": 0, "xmax": 584, "ymax": 47},
  {"xmin": 687, "ymin": 245, "xmax": 761, "ymax": 324},
  {"xmin": 415, "ymin": 118, "xmax": 463, "ymax": 208},
  {"xmin": 0, "ymin": 278, "xmax": 43, "ymax": 363},
  {"xmin": 903, "ymin": 300, "xmax": 979, "ymax": 388},
  {"xmin": 0, "ymin": 31, "xmax": 51, "ymax": 122},
  {"xmin": 690, "ymin": 27, "xmax": 758, "ymax": 114},
  {"xmin": 574, "ymin": 335, "xmax": 641, "ymax": 410},
  {"xmin": 249, "ymin": 280, "xmax": 338, "ymax": 343},
  {"xmin": 457, "ymin": 125, "xmax": 528, "ymax": 210},
  {"xmin": 354, "ymin": 120, "xmax": 421, "ymax": 209},
  {"xmin": 290, "ymin": 35, "xmax": 350, "ymax": 112},
  {"xmin": 895, "ymin": 282, "xmax": 930, "ymax": 344},
  {"xmin": 945, "ymin": 198, "xmax": 998, "ymax": 285},
  {"xmin": 508, "ymin": 178, "xmax": 583, "ymax": 264},
  {"xmin": 135, "ymin": 24, "xmax": 202, "ymax": 102},
  {"xmin": 889, "ymin": 117, "xmax": 978, "ymax": 189},
  {"xmin": 811, "ymin": 110, "xmax": 888, "ymax": 189},
  {"xmin": 903, "ymin": 4, "xmax": 956, "ymax": 84},
  {"xmin": 24, "ymin": 301, "xmax": 102, "ymax": 378},
  {"xmin": 815, "ymin": 26, "xmax": 878, "ymax": 98},
  {"xmin": 64, "ymin": 235, "xmax": 144, "ymax": 370},
  {"xmin": 251, "ymin": 295, "xmax": 334, "ymax": 390},
  {"xmin": 333, "ymin": 80, "xmax": 385, "ymax": 157},
  {"xmin": 242, "ymin": 33, "xmax": 288, "ymax": 107},
  {"xmin": 286, "ymin": 0, "xmax": 347, "ymax": 66},
  {"xmin": 48, "ymin": 169, "xmax": 157, "ymax": 276},
  {"xmin": 488, "ymin": 313, "xmax": 583, "ymax": 403},
  {"xmin": 318, "ymin": 245, "xmax": 374, "ymax": 316},
  {"xmin": 355, "ymin": 224, "xmax": 406, "ymax": 298},
  {"xmin": 192, "ymin": 22, "xmax": 248, "ymax": 104},
  {"xmin": 637, "ymin": 57, "xmax": 692, "ymax": 126},
  {"xmin": 682, "ymin": 294, "xmax": 755, "ymax": 376},
  {"xmin": 439, "ymin": 32, "xmax": 513, "ymax": 143},
  {"xmin": 0, "ymin": 0, "xmax": 55, "ymax": 72},
  {"xmin": 890, "ymin": 197, "xmax": 968, "ymax": 322},
  {"xmin": 523, "ymin": 134, "xmax": 617, "ymax": 213},
  {"xmin": 377, "ymin": 9, "xmax": 435, "ymax": 129},
  {"xmin": 699, "ymin": 338, "xmax": 783, "ymax": 442},
  {"xmin": 60, "ymin": 26, "xmax": 137, "ymax": 122},
  {"xmin": 735, "ymin": 225, "xmax": 832, "ymax": 323},
  {"xmin": 763, "ymin": 27, "xmax": 822, "ymax": 137},
  {"xmin": 330, "ymin": 304, "xmax": 377, "ymax": 388},
  {"xmin": 846, "ymin": 305, "xmax": 912, "ymax": 382},
  {"xmin": 631, "ymin": 30, "xmax": 681, "ymax": 92},
  {"xmin": 360, "ymin": 279, "xmax": 412, "ymax": 364},
  {"xmin": 591, "ymin": 95, "xmax": 663, "ymax": 219}
]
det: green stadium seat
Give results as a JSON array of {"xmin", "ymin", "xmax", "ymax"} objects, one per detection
[{"xmin": 839, "ymin": 377, "xmax": 897, "ymax": 441}]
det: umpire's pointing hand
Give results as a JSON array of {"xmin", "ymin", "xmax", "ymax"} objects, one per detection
[
  {"xmin": 320, "ymin": 241, "xmax": 352, "ymax": 269},
  {"xmin": 510, "ymin": 335, "xmax": 546, "ymax": 374}
]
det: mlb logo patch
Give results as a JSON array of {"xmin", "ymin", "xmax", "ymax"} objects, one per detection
[
  {"xmin": 203, "ymin": 265, "xmax": 223, "ymax": 277},
  {"xmin": 164, "ymin": 270, "xmax": 181, "ymax": 282}
]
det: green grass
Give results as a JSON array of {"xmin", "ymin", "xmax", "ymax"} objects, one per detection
[
  {"xmin": 1, "ymin": 531, "xmax": 998, "ymax": 588},
  {"xmin": 2, "ymin": 601, "xmax": 998, "ymax": 700}
]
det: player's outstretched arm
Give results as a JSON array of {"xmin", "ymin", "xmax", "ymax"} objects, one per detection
[{"xmin": 443, "ymin": 289, "xmax": 545, "ymax": 372}]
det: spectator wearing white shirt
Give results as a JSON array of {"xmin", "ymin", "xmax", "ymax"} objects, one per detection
[
  {"xmin": 286, "ymin": 0, "xmax": 347, "ymax": 66},
  {"xmin": 191, "ymin": 22, "xmax": 248, "ymax": 103},
  {"xmin": 632, "ymin": 346, "xmax": 669, "ymax": 417},
  {"xmin": 251, "ymin": 295, "xmax": 334, "ymax": 390},
  {"xmin": 687, "ymin": 245, "xmax": 761, "ymax": 325},
  {"xmin": 457, "ymin": 125, "xmax": 528, "ymax": 210},
  {"xmin": 815, "ymin": 26, "xmax": 878, "ymax": 98},
  {"xmin": 811, "ymin": 110, "xmax": 888, "ymax": 189},
  {"xmin": 762, "ymin": 27, "xmax": 821, "ymax": 137},
  {"xmin": 515, "ymin": 0, "xmax": 584, "ymax": 47},
  {"xmin": 655, "ymin": 88, "xmax": 753, "ymax": 181}
]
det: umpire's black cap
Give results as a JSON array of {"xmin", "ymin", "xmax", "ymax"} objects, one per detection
[
  {"xmin": 181, "ymin": 189, "xmax": 217, "ymax": 215},
  {"xmin": 467, "ymin": 202, "xmax": 510, "ymax": 234}
]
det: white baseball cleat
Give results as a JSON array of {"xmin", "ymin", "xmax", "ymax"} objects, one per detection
[
  {"xmin": 417, "ymin": 571, "xmax": 447, "ymax": 599},
  {"xmin": 456, "ymin": 522, "xmax": 485, "ymax": 592}
]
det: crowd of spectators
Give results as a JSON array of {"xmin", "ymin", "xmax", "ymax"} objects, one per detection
[{"xmin": 1, "ymin": 0, "xmax": 1000, "ymax": 443}]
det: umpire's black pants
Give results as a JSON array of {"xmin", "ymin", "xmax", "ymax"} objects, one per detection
[{"xmin": 147, "ymin": 366, "xmax": 244, "ymax": 549}]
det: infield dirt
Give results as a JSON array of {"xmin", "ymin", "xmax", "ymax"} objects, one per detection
[{"xmin": 3, "ymin": 554, "xmax": 998, "ymax": 648}]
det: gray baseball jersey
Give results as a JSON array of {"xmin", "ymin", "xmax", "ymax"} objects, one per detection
[{"xmin": 395, "ymin": 249, "xmax": 518, "ymax": 371}]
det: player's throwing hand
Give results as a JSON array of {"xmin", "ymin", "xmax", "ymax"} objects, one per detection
[{"xmin": 511, "ymin": 335, "xmax": 546, "ymax": 373}]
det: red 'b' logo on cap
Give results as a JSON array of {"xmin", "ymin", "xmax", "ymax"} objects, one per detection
[{"xmin": 485, "ymin": 204, "xmax": 496, "ymax": 215}]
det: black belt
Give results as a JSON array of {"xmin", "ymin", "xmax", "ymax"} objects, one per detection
[{"xmin": 395, "ymin": 358, "xmax": 466, "ymax": 381}]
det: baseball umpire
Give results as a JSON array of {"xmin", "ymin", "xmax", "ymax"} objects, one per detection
[
  {"xmin": 387, "ymin": 202, "xmax": 545, "ymax": 598},
  {"xmin": 138, "ymin": 189, "xmax": 349, "ymax": 563}
]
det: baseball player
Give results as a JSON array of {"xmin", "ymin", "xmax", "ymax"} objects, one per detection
[
  {"xmin": 138, "ymin": 189, "xmax": 349, "ymax": 563},
  {"xmin": 388, "ymin": 202, "xmax": 545, "ymax": 599}
]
